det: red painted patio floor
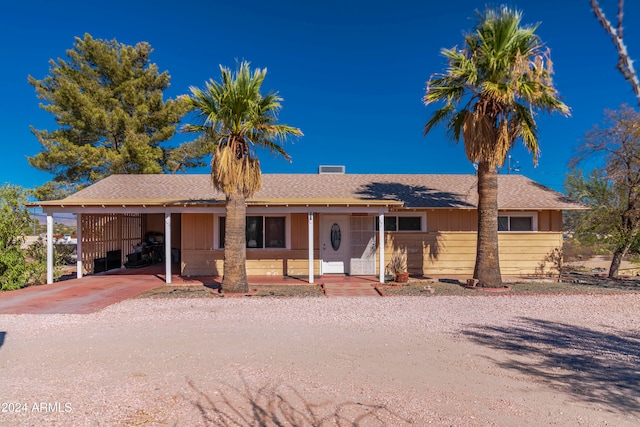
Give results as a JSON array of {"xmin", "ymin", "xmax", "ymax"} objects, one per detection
[{"xmin": 0, "ymin": 266, "xmax": 382, "ymax": 314}]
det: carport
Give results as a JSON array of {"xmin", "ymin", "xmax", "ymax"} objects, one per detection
[{"xmin": 32, "ymin": 202, "xmax": 192, "ymax": 285}]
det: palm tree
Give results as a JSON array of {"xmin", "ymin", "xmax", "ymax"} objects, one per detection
[
  {"xmin": 183, "ymin": 62, "xmax": 302, "ymax": 293},
  {"xmin": 423, "ymin": 6, "xmax": 569, "ymax": 287}
]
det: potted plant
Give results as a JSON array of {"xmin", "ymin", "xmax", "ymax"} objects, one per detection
[{"xmin": 386, "ymin": 249, "xmax": 409, "ymax": 283}]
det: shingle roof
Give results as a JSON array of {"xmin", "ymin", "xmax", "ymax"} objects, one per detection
[{"xmin": 37, "ymin": 173, "xmax": 584, "ymax": 210}]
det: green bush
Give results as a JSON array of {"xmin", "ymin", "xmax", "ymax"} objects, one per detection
[
  {"xmin": 0, "ymin": 184, "xmax": 67, "ymax": 290},
  {"xmin": 0, "ymin": 247, "xmax": 31, "ymax": 290},
  {"xmin": 0, "ymin": 184, "xmax": 33, "ymax": 290}
]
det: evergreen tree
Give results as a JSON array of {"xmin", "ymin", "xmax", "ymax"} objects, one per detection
[{"xmin": 28, "ymin": 34, "xmax": 206, "ymax": 200}]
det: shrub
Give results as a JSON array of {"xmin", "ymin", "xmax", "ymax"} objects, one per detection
[
  {"xmin": 0, "ymin": 184, "xmax": 67, "ymax": 290},
  {"xmin": 562, "ymin": 238, "xmax": 609, "ymax": 262},
  {"xmin": 0, "ymin": 184, "xmax": 35, "ymax": 290}
]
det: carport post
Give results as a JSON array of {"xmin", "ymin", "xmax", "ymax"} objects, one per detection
[
  {"xmin": 76, "ymin": 213, "xmax": 83, "ymax": 279},
  {"xmin": 47, "ymin": 214, "xmax": 54, "ymax": 284},
  {"xmin": 308, "ymin": 211, "xmax": 314, "ymax": 284},
  {"xmin": 164, "ymin": 212, "xmax": 172, "ymax": 284},
  {"xmin": 378, "ymin": 212, "xmax": 384, "ymax": 284}
]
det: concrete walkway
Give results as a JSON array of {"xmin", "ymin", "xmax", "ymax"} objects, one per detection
[
  {"xmin": 0, "ymin": 274, "xmax": 165, "ymax": 314},
  {"xmin": 0, "ymin": 267, "xmax": 383, "ymax": 314},
  {"xmin": 321, "ymin": 281, "xmax": 382, "ymax": 297}
]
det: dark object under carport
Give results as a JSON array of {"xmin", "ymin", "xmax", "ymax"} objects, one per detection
[{"xmin": 94, "ymin": 250, "xmax": 122, "ymax": 273}]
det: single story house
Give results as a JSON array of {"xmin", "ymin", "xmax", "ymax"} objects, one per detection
[{"xmin": 33, "ymin": 169, "xmax": 584, "ymax": 285}]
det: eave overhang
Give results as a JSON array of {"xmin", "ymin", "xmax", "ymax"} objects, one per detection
[{"xmin": 28, "ymin": 197, "xmax": 404, "ymax": 211}]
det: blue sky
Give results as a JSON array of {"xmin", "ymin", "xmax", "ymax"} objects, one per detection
[{"xmin": 1, "ymin": 0, "xmax": 638, "ymax": 194}]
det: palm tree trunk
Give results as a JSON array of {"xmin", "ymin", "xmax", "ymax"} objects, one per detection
[
  {"xmin": 474, "ymin": 161, "xmax": 503, "ymax": 287},
  {"xmin": 222, "ymin": 192, "xmax": 249, "ymax": 293}
]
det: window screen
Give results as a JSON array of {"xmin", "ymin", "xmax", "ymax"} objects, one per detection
[
  {"xmin": 498, "ymin": 215, "xmax": 533, "ymax": 231},
  {"xmin": 510, "ymin": 216, "xmax": 532, "ymax": 231},
  {"xmin": 398, "ymin": 216, "xmax": 421, "ymax": 231},
  {"xmin": 219, "ymin": 216, "xmax": 285, "ymax": 248},
  {"xmin": 498, "ymin": 216, "xmax": 509, "ymax": 231},
  {"xmin": 265, "ymin": 217, "xmax": 285, "ymax": 248}
]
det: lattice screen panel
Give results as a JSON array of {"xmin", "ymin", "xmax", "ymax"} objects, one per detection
[{"xmin": 350, "ymin": 216, "xmax": 376, "ymax": 275}]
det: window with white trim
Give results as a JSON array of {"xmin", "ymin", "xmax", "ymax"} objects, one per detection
[
  {"xmin": 498, "ymin": 213, "xmax": 537, "ymax": 231},
  {"xmin": 376, "ymin": 214, "xmax": 426, "ymax": 232},
  {"xmin": 219, "ymin": 215, "xmax": 287, "ymax": 248}
]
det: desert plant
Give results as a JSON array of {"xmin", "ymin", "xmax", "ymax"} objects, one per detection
[
  {"xmin": 386, "ymin": 249, "xmax": 408, "ymax": 276},
  {"xmin": 536, "ymin": 247, "xmax": 564, "ymax": 279}
]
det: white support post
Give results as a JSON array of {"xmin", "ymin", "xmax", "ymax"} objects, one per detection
[
  {"xmin": 47, "ymin": 214, "xmax": 54, "ymax": 284},
  {"xmin": 378, "ymin": 212, "xmax": 385, "ymax": 284},
  {"xmin": 308, "ymin": 211, "xmax": 314, "ymax": 284},
  {"xmin": 76, "ymin": 213, "xmax": 83, "ymax": 279},
  {"xmin": 164, "ymin": 212, "xmax": 172, "ymax": 284}
]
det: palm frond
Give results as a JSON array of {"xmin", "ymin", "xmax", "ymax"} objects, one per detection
[
  {"xmin": 448, "ymin": 109, "xmax": 469, "ymax": 142},
  {"xmin": 423, "ymin": 5, "xmax": 568, "ymax": 166},
  {"xmin": 182, "ymin": 61, "xmax": 301, "ymax": 197},
  {"xmin": 424, "ymin": 104, "xmax": 456, "ymax": 136}
]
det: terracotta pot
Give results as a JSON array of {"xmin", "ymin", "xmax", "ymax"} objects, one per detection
[{"xmin": 395, "ymin": 272, "xmax": 409, "ymax": 283}]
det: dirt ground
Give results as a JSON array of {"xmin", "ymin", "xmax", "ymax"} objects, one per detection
[
  {"xmin": 2, "ymin": 256, "xmax": 637, "ymax": 426},
  {"xmin": 1, "ymin": 294, "xmax": 639, "ymax": 426}
]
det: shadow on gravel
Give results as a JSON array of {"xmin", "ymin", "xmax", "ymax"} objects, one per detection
[
  {"xmin": 462, "ymin": 318, "xmax": 640, "ymax": 414},
  {"xmin": 185, "ymin": 377, "xmax": 414, "ymax": 426},
  {"xmin": 0, "ymin": 331, "xmax": 5, "ymax": 349}
]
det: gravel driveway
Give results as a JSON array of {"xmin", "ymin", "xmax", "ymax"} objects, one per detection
[{"xmin": 1, "ymin": 294, "xmax": 639, "ymax": 426}]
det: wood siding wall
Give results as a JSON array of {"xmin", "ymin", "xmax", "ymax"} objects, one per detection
[
  {"xmin": 144, "ymin": 213, "xmax": 182, "ymax": 249},
  {"xmin": 425, "ymin": 209, "xmax": 563, "ymax": 232},
  {"xmin": 181, "ymin": 212, "xmax": 321, "ymax": 276},
  {"xmin": 181, "ymin": 248, "xmax": 322, "ymax": 277},
  {"xmin": 180, "ymin": 211, "xmax": 564, "ymax": 277},
  {"xmin": 382, "ymin": 231, "xmax": 563, "ymax": 277},
  {"xmin": 290, "ymin": 213, "xmax": 320, "ymax": 249},
  {"xmin": 81, "ymin": 214, "xmax": 143, "ymax": 274}
]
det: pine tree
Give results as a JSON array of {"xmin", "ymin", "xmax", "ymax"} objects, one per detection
[{"xmin": 28, "ymin": 33, "xmax": 207, "ymax": 199}]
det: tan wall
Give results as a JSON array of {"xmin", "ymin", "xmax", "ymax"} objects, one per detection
[
  {"xmin": 181, "ymin": 213, "xmax": 214, "ymax": 250},
  {"xmin": 425, "ymin": 209, "xmax": 563, "ymax": 232},
  {"xmin": 427, "ymin": 210, "xmax": 476, "ymax": 232},
  {"xmin": 144, "ymin": 213, "xmax": 182, "ymax": 248},
  {"xmin": 181, "ymin": 249, "xmax": 221, "ymax": 276},
  {"xmin": 180, "ymin": 213, "xmax": 321, "ymax": 276},
  {"xmin": 171, "ymin": 214, "xmax": 182, "ymax": 249},
  {"xmin": 382, "ymin": 231, "xmax": 563, "ymax": 277},
  {"xmin": 290, "ymin": 213, "xmax": 320, "ymax": 249},
  {"xmin": 245, "ymin": 250, "xmax": 321, "ymax": 276},
  {"xmin": 537, "ymin": 210, "xmax": 563, "ymax": 232},
  {"xmin": 180, "ymin": 211, "xmax": 563, "ymax": 278},
  {"xmin": 181, "ymin": 249, "xmax": 321, "ymax": 277},
  {"xmin": 144, "ymin": 213, "xmax": 163, "ymax": 236}
]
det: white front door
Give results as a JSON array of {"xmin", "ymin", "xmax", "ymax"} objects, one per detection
[{"xmin": 321, "ymin": 215, "xmax": 350, "ymax": 274}]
